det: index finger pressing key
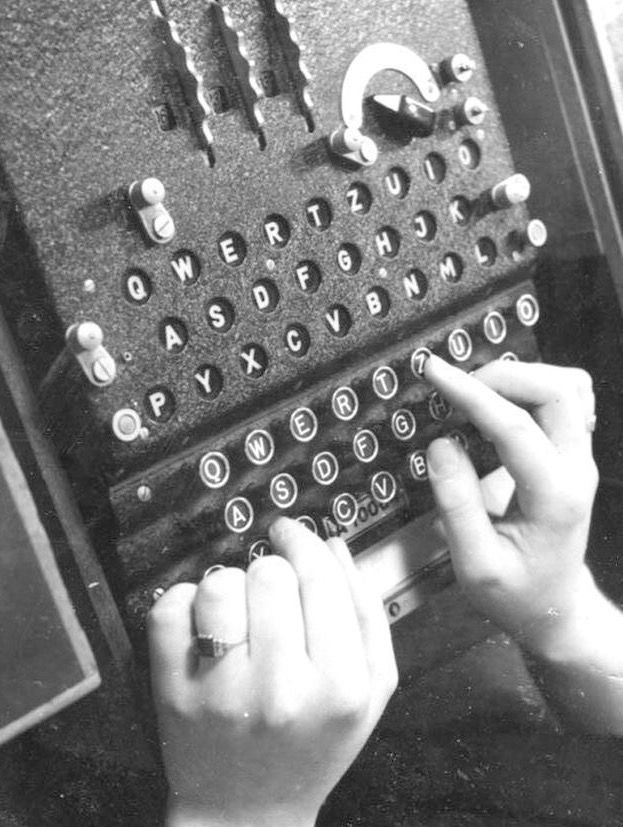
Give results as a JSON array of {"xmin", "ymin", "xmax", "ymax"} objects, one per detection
[
  {"xmin": 473, "ymin": 360, "xmax": 594, "ymax": 457},
  {"xmin": 424, "ymin": 354, "xmax": 559, "ymax": 506}
]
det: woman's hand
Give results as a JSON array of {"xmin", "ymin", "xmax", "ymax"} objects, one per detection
[
  {"xmin": 148, "ymin": 516, "xmax": 397, "ymax": 827},
  {"xmin": 424, "ymin": 356, "xmax": 599, "ymax": 654}
]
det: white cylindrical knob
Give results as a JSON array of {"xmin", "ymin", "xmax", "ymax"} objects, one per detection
[
  {"xmin": 139, "ymin": 177, "xmax": 166, "ymax": 205},
  {"xmin": 458, "ymin": 96, "xmax": 488, "ymax": 126},
  {"xmin": 67, "ymin": 321, "xmax": 103, "ymax": 351},
  {"xmin": 444, "ymin": 53, "xmax": 475, "ymax": 83},
  {"xmin": 358, "ymin": 135, "xmax": 378, "ymax": 165},
  {"xmin": 491, "ymin": 173, "xmax": 531, "ymax": 208},
  {"xmin": 330, "ymin": 126, "xmax": 361, "ymax": 154},
  {"xmin": 329, "ymin": 126, "xmax": 378, "ymax": 166},
  {"xmin": 525, "ymin": 218, "xmax": 548, "ymax": 248}
]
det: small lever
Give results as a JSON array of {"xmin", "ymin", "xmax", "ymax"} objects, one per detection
[
  {"xmin": 66, "ymin": 322, "xmax": 117, "ymax": 387},
  {"xmin": 128, "ymin": 177, "xmax": 176, "ymax": 245},
  {"xmin": 372, "ymin": 94, "xmax": 436, "ymax": 136},
  {"xmin": 490, "ymin": 173, "xmax": 531, "ymax": 208}
]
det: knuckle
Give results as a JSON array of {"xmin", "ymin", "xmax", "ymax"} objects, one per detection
[
  {"xmin": 155, "ymin": 688, "xmax": 193, "ymax": 719},
  {"xmin": 209, "ymin": 694, "xmax": 251, "ymax": 726},
  {"xmin": 586, "ymin": 458, "xmax": 600, "ymax": 493},
  {"xmin": 196, "ymin": 566, "xmax": 245, "ymax": 601},
  {"xmin": 147, "ymin": 582, "xmax": 196, "ymax": 629},
  {"xmin": 548, "ymin": 469, "xmax": 597, "ymax": 524},
  {"xmin": 247, "ymin": 554, "xmax": 297, "ymax": 591},
  {"xmin": 258, "ymin": 687, "xmax": 305, "ymax": 730},
  {"xmin": 297, "ymin": 553, "xmax": 341, "ymax": 593},
  {"xmin": 567, "ymin": 367, "xmax": 594, "ymax": 397},
  {"xmin": 327, "ymin": 675, "xmax": 370, "ymax": 723},
  {"xmin": 507, "ymin": 406, "xmax": 535, "ymax": 436},
  {"xmin": 383, "ymin": 659, "xmax": 399, "ymax": 697}
]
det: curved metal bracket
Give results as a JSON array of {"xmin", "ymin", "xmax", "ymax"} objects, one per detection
[
  {"xmin": 331, "ymin": 43, "xmax": 440, "ymax": 166},
  {"xmin": 341, "ymin": 43, "xmax": 440, "ymax": 130}
]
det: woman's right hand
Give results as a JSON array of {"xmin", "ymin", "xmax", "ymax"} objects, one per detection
[{"xmin": 423, "ymin": 356, "xmax": 599, "ymax": 654}]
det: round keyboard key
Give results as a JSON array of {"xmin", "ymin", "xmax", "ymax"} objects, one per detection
[
  {"xmin": 500, "ymin": 351, "xmax": 519, "ymax": 362},
  {"xmin": 372, "ymin": 365, "xmax": 398, "ymax": 400},
  {"xmin": 410, "ymin": 347, "xmax": 432, "ymax": 378},
  {"xmin": 370, "ymin": 471, "xmax": 397, "ymax": 505},
  {"xmin": 447, "ymin": 328, "xmax": 473, "ymax": 362},
  {"xmin": 289, "ymin": 407, "xmax": 318, "ymax": 443},
  {"xmin": 145, "ymin": 385, "xmax": 176, "ymax": 422},
  {"xmin": 199, "ymin": 451, "xmax": 230, "ymax": 489},
  {"xmin": 331, "ymin": 386, "xmax": 359, "ymax": 421},
  {"xmin": 248, "ymin": 539, "xmax": 272, "ymax": 563},
  {"xmin": 332, "ymin": 492, "xmax": 358, "ymax": 526},
  {"xmin": 391, "ymin": 409, "xmax": 416, "ymax": 441},
  {"xmin": 516, "ymin": 293, "xmax": 540, "ymax": 327},
  {"xmin": 483, "ymin": 310, "xmax": 507, "ymax": 344},
  {"xmin": 244, "ymin": 428, "xmax": 275, "ymax": 465},
  {"xmin": 312, "ymin": 451, "xmax": 339, "ymax": 486},
  {"xmin": 352, "ymin": 429, "xmax": 379, "ymax": 463},
  {"xmin": 240, "ymin": 343, "xmax": 268, "ymax": 378},
  {"xmin": 428, "ymin": 390, "xmax": 453, "ymax": 421},
  {"xmin": 224, "ymin": 496, "xmax": 254, "ymax": 533},
  {"xmin": 270, "ymin": 473, "xmax": 298, "ymax": 509},
  {"xmin": 297, "ymin": 515, "xmax": 318, "ymax": 534},
  {"xmin": 112, "ymin": 408, "xmax": 142, "ymax": 443},
  {"xmin": 408, "ymin": 450, "xmax": 429, "ymax": 481}
]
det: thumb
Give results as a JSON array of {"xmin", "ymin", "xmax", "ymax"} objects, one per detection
[{"xmin": 426, "ymin": 437, "xmax": 501, "ymax": 585}]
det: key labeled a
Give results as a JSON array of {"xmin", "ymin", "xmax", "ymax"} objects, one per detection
[{"xmin": 224, "ymin": 496, "xmax": 254, "ymax": 533}]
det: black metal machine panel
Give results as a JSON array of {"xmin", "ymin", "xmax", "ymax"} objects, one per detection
[
  {"xmin": 5, "ymin": 1, "xmax": 623, "ymax": 824},
  {"xmin": 0, "ymin": 0, "xmax": 544, "ymax": 636},
  {"xmin": 0, "ymin": 0, "xmax": 554, "ymax": 641}
]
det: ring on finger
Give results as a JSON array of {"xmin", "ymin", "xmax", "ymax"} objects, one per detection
[{"xmin": 195, "ymin": 633, "xmax": 249, "ymax": 658}]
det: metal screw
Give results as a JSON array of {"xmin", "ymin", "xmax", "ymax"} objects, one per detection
[
  {"xmin": 388, "ymin": 601, "xmax": 401, "ymax": 618},
  {"xmin": 152, "ymin": 212, "xmax": 175, "ymax": 240},
  {"xmin": 137, "ymin": 484, "xmax": 152, "ymax": 502}
]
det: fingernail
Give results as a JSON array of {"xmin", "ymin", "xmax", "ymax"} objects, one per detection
[
  {"xmin": 427, "ymin": 437, "xmax": 461, "ymax": 478},
  {"xmin": 268, "ymin": 516, "xmax": 299, "ymax": 544},
  {"xmin": 425, "ymin": 353, "xmax": 453, "ymax": 377},
  {"xmin": 152, "ymin": 586, "xmax": 166, "ymax": 602},
  {"xmin": 203, "ymin": 564, "xmax": 225, "ymax": 579}
]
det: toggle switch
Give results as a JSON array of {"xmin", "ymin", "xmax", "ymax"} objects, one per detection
[
  {"xmin": 128, "ymin": 177, "xmax": 176, "ymax": 244},
  {"xmin": 508, "ymin": 218, "xmax": 548, "ymax": 258},
  {"xmin": 520, "ymin": 218, "xmax": 548, "ymax": 248},
  {"xmin": 329, "ymin": 125, "xmax": 378, "ymax": 167},
  {"xmin": 371, "ymin": 94, "xmax": 436, "ymax": 136},
  {"xmin": 455, "ymin": 96, "xmax": 488, "ymax": 126},
  {"xmin": 66, "ymin": 322, "xmax": 117, "ymax": 387},
  {"xmin": 490, "ymin": 173, "xmax": 531, "ymax": 209},
  {"xmin": 440, "ymin": 53, "xmax": 475, "ymax": 84}
]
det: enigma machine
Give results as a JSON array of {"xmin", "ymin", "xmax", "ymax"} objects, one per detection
[{"xmin": 3, "ymin": 0, "xmax": 623, "ymax": 822}]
